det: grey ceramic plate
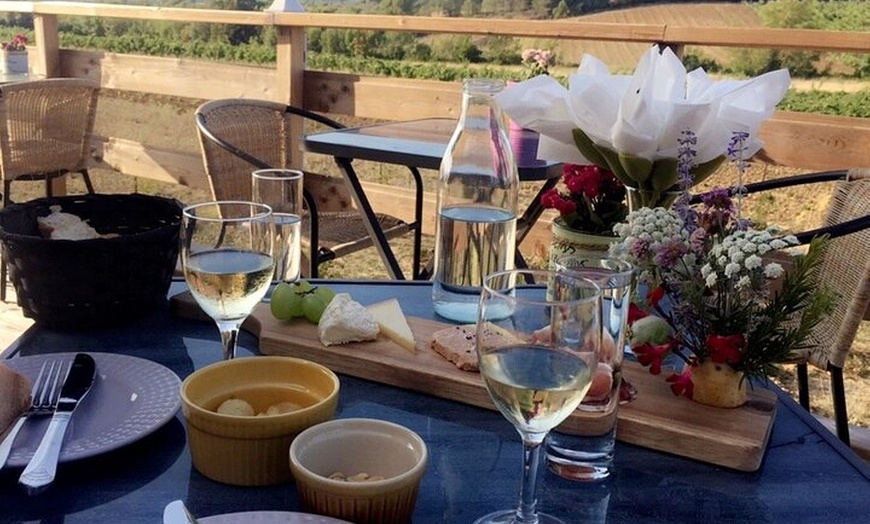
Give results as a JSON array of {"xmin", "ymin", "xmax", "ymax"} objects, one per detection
[
  {"xmin": 201, "ymin": 512, "xmax": 352, "ymax": 524},
  {"xmin": 4, "ymin": 352, "xmax": 181, "ymax": 467}
]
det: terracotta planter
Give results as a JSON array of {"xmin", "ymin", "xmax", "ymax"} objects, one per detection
[
  {"xmin": 691, "ymin": 360, "xmax": 748, "ymax": 408},
  {"xmin": 549, "ymin": 218, "xmax": 615, "ymax": 268},
  {"xmin": 0, "ymin": 50, "xmax": 28, "ymax": 75}
]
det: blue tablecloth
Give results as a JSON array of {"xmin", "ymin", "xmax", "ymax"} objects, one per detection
[{"xmin": 1, "ymin": 280, "xmax": 868, "ymax": 523}]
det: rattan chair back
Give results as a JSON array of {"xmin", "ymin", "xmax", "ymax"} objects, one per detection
[
  {"xmin": 0, "ymin": 78, "xmax": 100, "ymax": 302},
  {"xmin": 0, "ymin": 78, "xmax": 99, "ymax": 204},
  {"xmin": 194, "ymin": 98, "xmax": 410, "ymax": 278},
  {"xmin": 804, "ymin": 174, "xmax": 870, "ymax": 372}
]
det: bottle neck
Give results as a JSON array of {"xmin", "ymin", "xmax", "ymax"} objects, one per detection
[{"xmin": 459, "ymin": 79, "xmax": 505, "ymax": 128}]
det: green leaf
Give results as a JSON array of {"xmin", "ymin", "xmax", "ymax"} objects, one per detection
[
  {"xmin": 617, "ymin": 154, "xmax": 654, "ymax": 187},
  {"xmin": 571, "ymin": 128, "xmax": 609, "ymax": 168},
  {"xmin": 650, "ymin": 158, "xmax": 680, "ymax": 191}
]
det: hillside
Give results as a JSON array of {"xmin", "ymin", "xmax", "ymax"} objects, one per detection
[{"xmin": 541, "ymin": 3, "xmax": 762, "ymax": 72}]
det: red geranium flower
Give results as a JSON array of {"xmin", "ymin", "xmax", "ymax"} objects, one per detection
[
  {"xmin": 647, "ymin": 285, "xmax": 665, "ymax": 308},
  {"xmin": 628, "ymin": 303, "xmax": 648, "ymax": 324},
  {"xmin": 541, "ymin": 164, "xmax": 628, "ymax": 235},
  {"xmin": 666, "ymin": 368, "xmax": 695, "ymax": 398},
  {"xmin": 707, "ymin": 334, "xmax": 745, "ymax": 365},
  {"xmin": 633, "ymin": 341, "xmax": 674, "ymax": 375}
]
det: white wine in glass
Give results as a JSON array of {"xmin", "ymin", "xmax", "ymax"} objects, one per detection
[
  {"xmin": 475, "ymin": 269, "xmax": 601, "ymax": 524},
  {"xmin": 181, "ymin": 201, "xmax": 275, "ymax": 360}
]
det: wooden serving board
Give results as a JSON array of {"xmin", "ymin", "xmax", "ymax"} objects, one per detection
[{"xmin": 171, "ymin": 292, "xmax": 777, "ymax": 472}]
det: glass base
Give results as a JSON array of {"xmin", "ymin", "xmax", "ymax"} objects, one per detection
[{"xmin": 473, "ymin": 510, "xmax": 568, "ymax": 524}]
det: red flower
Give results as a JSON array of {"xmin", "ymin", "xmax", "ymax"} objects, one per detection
[
  {"xmin": 706, "ymin": 334, "xmax": 744, "ymax": 365},
  {"xmin": 666, "ymin": 367, "xmax": 695, "ymax": 398},
  {"xmin": 647, "ymin": 286, "xmax": 665, "ymax": 308},
  {"xmin": 633, "ymin": 341, "xmax": 673, "ymax": 375},
  {"xmin": 539, "ymin": 163, "xmax": 627, "ymax": 235},
  {"xmin": 628, "ymin": 303, "xmax": 648, "ymax": 324}
]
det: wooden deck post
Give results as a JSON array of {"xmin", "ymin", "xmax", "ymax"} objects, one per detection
[
  {"xmin": 32, "ymin": 14, "xmax": 60, "ymax": 78},
  {"xmin": 274, "ymin": 16, "xmax": 307, "ymax": 171},
  {"xmin": 33, "ymin": 13, "xmax": 67, "ymax": 196}
]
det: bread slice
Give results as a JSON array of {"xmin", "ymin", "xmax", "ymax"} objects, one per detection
[
  {"xmin": 37, "ymin": 205, "xmax": 102, "ymax": 240},
  {"xmin": 0, "ymin": 363, "xmax": 31, "ymax": 439},
  {"xmin": 429, "ymin": 323, "xmax": 523, "ymax": 372}
]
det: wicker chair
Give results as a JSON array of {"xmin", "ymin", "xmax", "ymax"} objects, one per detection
[
  {"xmin": 695, "ymin": 169, "xmax": 870, "ymax": 446},
  {"xmin": 195, "ymin": 99, "xmax": 412, "ymax": 278},
  {"xmin": 0, "ymin": 78, "xmax": 100, "ymax": 302}
]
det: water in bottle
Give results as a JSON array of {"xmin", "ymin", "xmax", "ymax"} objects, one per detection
[{"xmin": 432, "ymin": 78, "xmax": 519, "ymax": 322}]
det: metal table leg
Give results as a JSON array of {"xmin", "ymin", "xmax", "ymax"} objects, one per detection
[
  {"xmin": 334, "ymin": 157, "xmax": 406, "ymax": 280},
  {"xmin": 514, "ymin": 177, "xmax": 558, "ymax": 269}
]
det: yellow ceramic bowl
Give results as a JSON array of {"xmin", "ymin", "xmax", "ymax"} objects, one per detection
[
  {"xmin": 289, "ymin": 418, "xmax": 428, "ymax": 524},
  {"xmin": 180, "ymin": 356, "xmax": 340, "ymax": 486}
]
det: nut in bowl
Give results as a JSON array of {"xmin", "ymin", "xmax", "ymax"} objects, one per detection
[
  {"xmin": 289, "ymin": 418, "xmax": 428, "ymax": 524},
  {"xmin": 180, "ymin": 356, "xmax": 340, "ymax": 486}
]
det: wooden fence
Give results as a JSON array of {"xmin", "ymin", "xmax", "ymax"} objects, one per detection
[{"xmin": 2, "ymin": 1, "xmax": 869, "ymax": 250}]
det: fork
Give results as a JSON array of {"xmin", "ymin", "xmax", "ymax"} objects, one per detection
[{"xmin": 0, "ymin": 360, "xmax": 69, "ymax": 469}]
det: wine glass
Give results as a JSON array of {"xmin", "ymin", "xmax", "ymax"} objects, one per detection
[
  {"xmin": 181, "ymin": 201, "xmax": 275, "ymax": 360},
  {"xmin": 251, "ymin": 168, "xmax": 304, "ymax": 283},
  {"xmin": 475, "ymin": 269, "xmax": 601, "ymax": 524}
]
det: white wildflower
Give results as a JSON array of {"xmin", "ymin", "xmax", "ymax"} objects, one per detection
[
  {"xmin": 769, "ymin": 239, "xmax": 788, "ymax": 250},
  {"xmin": 725, "ymin": 262, "xmax": 741, "ymax": 278},
  {"xmin": 745, "ymin": 254, "xmax": 762, "ymax": 270},
  {"xmin": 764, "ymin": 263, "xmax": 784, "ymax": 279},
  {"xmin": 737, "ymin": 276, "xmax": 751, "ymax": 289},
  {"xmin": 705, "ymin": 272, "xmax": 718, "ymax": 287}
]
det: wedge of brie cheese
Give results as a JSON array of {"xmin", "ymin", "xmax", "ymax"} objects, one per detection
[
  {"xmin": 367, "ymin": 298, "xmax": 416, "ymax": 354},
  {"xmin": 318, "ymin": 293, "xmax": 379, "ymax": 346}
]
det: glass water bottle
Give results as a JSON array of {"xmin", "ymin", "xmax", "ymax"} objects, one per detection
[{"xmin": 432, "ymin": 78, "xmax": 519, "ymax": 323}]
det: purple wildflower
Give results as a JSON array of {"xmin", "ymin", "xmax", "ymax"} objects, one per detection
[
  {"xmin": 654, "ymin": 239, "xmax": 689, "ymax": 269},
  {"xmin": 630, "ymin": 238, "xmax": 651, "ymax": 259},
  {"xmin": 673, "ymin": 129, "xmax": 698, "ymax": 230}
]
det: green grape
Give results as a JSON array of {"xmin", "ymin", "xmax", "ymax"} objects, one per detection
[
  {"xmin": 313, "ymin": 285, "xmax": 336, "ymax": 304},
  {"xmin": 300, "ymin": 284, "xmax": 337, "ymax": 323},
  {"xmin": 302, "ymin": 293, "xmax": 328, "ymax": 323},
  {"xmin": 294, "ymin": 279, "xmax": 314, "ymax": 294},
  {"xmin": 270, "ymin": 282, "xmax": 300, "ymax": 321}
]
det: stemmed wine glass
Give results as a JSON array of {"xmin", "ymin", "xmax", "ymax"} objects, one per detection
[
  {"xmin": 475, "ymin": 269, "xmax": 601, "ymax": 524},
  {"xmin": 181, "ymin": 201, "xmax": 275, "ymax": 360}
]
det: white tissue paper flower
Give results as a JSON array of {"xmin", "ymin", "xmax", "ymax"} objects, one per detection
[{"xmin": 494, "ymin": 45, "xmax": 791, "ymax": 191}]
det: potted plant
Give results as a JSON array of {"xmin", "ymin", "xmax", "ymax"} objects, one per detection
[
  {"xmin": 542, "ymin": 163, "xmax": 629, "ymax": 264},
  {"xmin": 1, "ymin": 34, "xmax": 28, "ymax": 75},
  {"xmin": 611, "ymin": 187, "xmax": 836, "ymax": 408}
]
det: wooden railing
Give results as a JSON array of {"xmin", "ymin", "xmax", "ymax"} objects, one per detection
[{"xmin": 2, "ymin": 1, "xmax": 869, "ymax": 249}]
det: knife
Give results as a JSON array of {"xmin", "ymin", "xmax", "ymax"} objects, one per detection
[
  {"xmin": 19, "ymin": 353, "xmax": 97, "ymax": 495},
  {"xmin": 163, "ymin": 500, "xmax": 201, "ymax": 524}
]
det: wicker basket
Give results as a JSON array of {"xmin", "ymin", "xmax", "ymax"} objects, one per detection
[{"xmin": 0, "ymin": 194, "xmax": 182, "ymax": 329}]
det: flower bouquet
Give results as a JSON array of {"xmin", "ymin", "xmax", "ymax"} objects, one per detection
[
  {"xmin": 541, "ymin": 163, "xmax": 628, "ymax": 236},
  {"xmin": 609, "ymin": 187, "xmax": 836, "ymax": 407},
  {"xmin": 494, "ymin": 46, "xmax": 791, "ymax": 209}
]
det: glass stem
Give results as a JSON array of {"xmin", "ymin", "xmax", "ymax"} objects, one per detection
[
  {"xmin": 515, "ymin": 433, "xmax": 546, "ymax": 524},
  {"xmin": 215, "ymin": 320, "xmax": 243, "ymax": 360}
]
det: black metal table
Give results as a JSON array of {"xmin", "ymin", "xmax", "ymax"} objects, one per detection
[
  {"xmin": 1, "ymin": 280, "xmax": 869, "ymax": 523},
  {"xmin": 303, "ymin": 118, "xmax": 562, "ymax": 280}
]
